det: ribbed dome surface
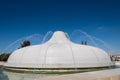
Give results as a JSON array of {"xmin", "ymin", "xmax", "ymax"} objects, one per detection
[{"xmin": 4, "ymin": 31, "xmax": 114, "ymax": 68}]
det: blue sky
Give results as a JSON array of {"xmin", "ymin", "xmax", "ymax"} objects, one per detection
[{"xmin": 0, "ymin": 0, "xmax": 120, "ymax": 53}]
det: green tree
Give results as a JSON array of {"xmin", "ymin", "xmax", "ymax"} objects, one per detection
[
  {"xmin": 0, "ymin": 53, "xmax": 10, "ymax": 61},
  {"xmin": 20, "ymin": 40, "xmax": 31, "ymax": 48}
]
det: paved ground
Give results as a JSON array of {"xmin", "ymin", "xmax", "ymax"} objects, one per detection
[
  {"xmin": 35, "ymin": 68, "xmax": 120, "ymax": 80},
  {"xmin": 0, "ymin": 61, "xmax": 4, "ymax": 67}
]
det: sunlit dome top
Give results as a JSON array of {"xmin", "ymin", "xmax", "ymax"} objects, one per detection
[{"xmin": 4, "ymin": 31, "xmax": 114, "ymax": 68}]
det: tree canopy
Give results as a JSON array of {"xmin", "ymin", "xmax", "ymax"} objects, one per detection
[{"xmin": 20, "ymin": 40, "xmax": 31, "ymax": 48}]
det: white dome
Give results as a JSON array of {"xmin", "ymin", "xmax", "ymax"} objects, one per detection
[{"xmin": 4, "ymin": 31, "xmax": 114, "ymax": 68}]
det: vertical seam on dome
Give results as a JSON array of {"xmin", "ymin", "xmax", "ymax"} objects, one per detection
[
  {"xmin": 99, "ymin": 48, "xmax": 111, "ymax": 61},
  {"xmin": 67, "ymin": 43, "xmax": 76, "ymax": 69},
  {"xmin": 44, "ymin": 43, "xmax": 57, "ymax": 68},
  {"xmin": 19, "ymin": 47, "xmax": 29, "ymax": 67},
  {"xmin": 88, "ymin": 47, "xmax": 101, "ymax": 66},
  {"xmin": 38, "ymin": 46, "xmax": 42, "ymax": 68},
  {"xmin": 43, "ymin": 35, "xmax": 57, "ymax": 68}
]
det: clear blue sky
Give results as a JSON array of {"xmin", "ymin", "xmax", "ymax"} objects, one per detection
[{"xmin": 0, "ymin": 0, "xmax": 120, "ymax": 53}]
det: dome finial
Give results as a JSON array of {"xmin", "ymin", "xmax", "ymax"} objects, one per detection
[{"xmin": 48, "ymin": 31, "xmax": 69, "ymax": 43}]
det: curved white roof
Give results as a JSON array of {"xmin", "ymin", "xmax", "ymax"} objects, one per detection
[{"xmin": 4, "ymin": 31, "xmax": 114, "ymax": 68}]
